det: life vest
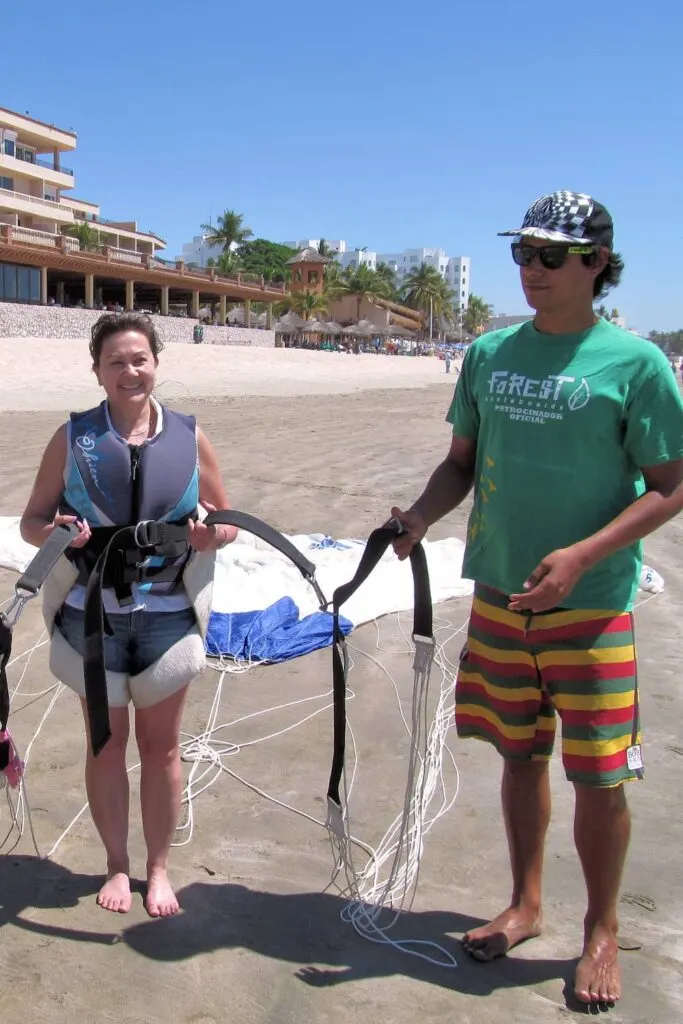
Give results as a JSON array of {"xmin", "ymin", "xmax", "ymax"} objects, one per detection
[{"xmin": 61, "ymin": 400, "xmax": 199, "ymax": 604}]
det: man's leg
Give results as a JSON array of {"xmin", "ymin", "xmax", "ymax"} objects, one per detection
[
  {"xmin": 573, "ymin": 783, "xmax": 629, "ymax": 1003},
  {"xmin": 541, "ymin": 606, "xmax": 639, "ymax": 1004},
  {"xmin": 462, "ymin": 758, "xmax": 549, "ymax": 960}
]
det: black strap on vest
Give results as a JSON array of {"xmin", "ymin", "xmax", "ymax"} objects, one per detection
[
  {"xmin": 0, "ymin": 523, "xmax": 79, "ymax": 770},
  {"xmin": 326, "ymin": 522, "xmax": 433, "ymax": 810},
  {"xmin": 84, "ymin": 511, "xmax": 330, "ymax": 756},
  {"xmin": 83, "ymin": 521, "xmax": 190, "ymax": 755}
]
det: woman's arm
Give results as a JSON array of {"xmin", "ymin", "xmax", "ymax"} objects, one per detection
[
  {"xmin": 20, "ymin": 425, "xmax": 91, "ymax": 549},
  {"xmin": 188, "ymin": 427, "xmax": 238, "ymax": 551}
]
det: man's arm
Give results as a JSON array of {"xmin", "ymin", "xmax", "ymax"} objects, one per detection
[
  {"xmin": 391, "ymin": 435, "xmax": 476, "ymax": 560},
  {"xmin": 577, "ymin": 459, "xmax": 683, "ymax": 569},
  {"xmin": 411, "ymin": 435, "xmax": 477, "ymax": 527},
  {"xmin": 509, "ymin": 459, "xmax": 683, "ymax": 611}
]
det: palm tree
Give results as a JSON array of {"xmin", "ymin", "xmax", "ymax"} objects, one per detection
[
  {"xmin": 340, "ymin": 264, "xmax": 392, "ymax": 320},
  {"xmin": 289, "ymin": 290, "xmax": 328, "ymax": 320},
  {"xmin": 463, "ymin": 293, "xmax": 493, "ymax": 336},
  {"xmin": 375, "ymin": 261, "xmax": 399, "ymax": 299},
  {"xmin": 63, "ymin": 222, "xmax": 102, "ymax": 252},
  {"xmin": 200, "ymin": 210, "xmax": 253, "ymax": 252},
  {"xmin": 595, "ymin": 303, "xmax": 609, "ymax": 319},
  {"xmin": 316, "ymin": 238, "xmax": 334, "ymax": 257},
  {"xmin": 207, "ymin": 250, "xmax": 242, "ymax": 276},
  {"xmin": 401, "ymin": 263, "xmax": 455, "ymax": 337}
]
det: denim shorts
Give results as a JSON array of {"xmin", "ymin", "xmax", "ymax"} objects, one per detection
[{"xmin": 56, "ymin": 604, "xmax": 197, "ymax": 676}]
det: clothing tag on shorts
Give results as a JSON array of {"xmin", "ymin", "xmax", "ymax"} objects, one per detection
[{"xmin": 626, "ymin": 744, "xmax": 643, "ymax": 771}]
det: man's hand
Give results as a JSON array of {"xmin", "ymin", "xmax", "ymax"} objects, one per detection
[
  {"xmin": 386, "ymin": 506, "xmax": 427, "ymax": 561},
  {"xmin": 508, "ymin": 545, "xmax": 589, "ymax": 612}
]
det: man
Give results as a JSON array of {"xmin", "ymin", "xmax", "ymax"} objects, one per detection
[{"xmin": 390, "ymin": 191, "xmax": 683, "ymax": 1006}]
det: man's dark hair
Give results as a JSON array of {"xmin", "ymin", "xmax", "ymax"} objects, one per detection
[
  {"xmin": 592, "ymin": 251, "xmax": 624, "ymax": 299},
  {"xmin": 90, "ymin": 312, "xmax": 164, "ymax": 365}
]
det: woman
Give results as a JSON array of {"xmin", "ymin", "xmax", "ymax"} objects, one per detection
[{"xmin": 20, "ymin": 312, "xmax": 237, "ymax": 917}]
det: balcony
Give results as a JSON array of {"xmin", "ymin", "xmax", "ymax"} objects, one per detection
[
  {"xmin": 35, "ymin": 156, "xmax": 73, "ymax": 175},
  {"xmin": 0, "ymin": 151, "xmax": 75, "ymax": 190},
  {"xmin": 7, "ymin": 225, "xmax": 80, "ymax": 251},
  {"xmin": 0, "ymin": 186, "xmax": 74, "ymax": 223}
]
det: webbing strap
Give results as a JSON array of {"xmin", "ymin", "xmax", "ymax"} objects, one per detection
[
  {"xmin": 204, "ymin": 510, "xmax": 316, "ymax": 579},
  {"xmin": 16, "ymin": 523, "xmax": 81, "ymax": 596},
  {"xmin": 327, "ymin": 525, "xmax": 433, "ymax": 808}
]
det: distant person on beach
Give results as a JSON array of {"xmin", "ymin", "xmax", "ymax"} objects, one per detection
[
  {"xmin": 388, "ymin": 192, "xmax": 683, "ymax": 1006},
  {"xmin": 445, "ymin": 351, "xmax": 452, "ymax": 374},
  {"xmin": 20, "ymin": 312, "xmax": 237, "ymax": 919}
]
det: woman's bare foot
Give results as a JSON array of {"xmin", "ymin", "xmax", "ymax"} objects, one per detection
[
  {"xmin": 97, "ymin": 871, "xmax": 132, "ymax": 913},
  {"xmin": 462, "ymin": 905, "xmax": 542, "ymax": 962},
  {"xmin": 145, "ymin": 867, "xmax": 180, "ymax": 918},
  {"xmin": 575, "ymin": 924, "xmax": 621, "ymax": 1004}
]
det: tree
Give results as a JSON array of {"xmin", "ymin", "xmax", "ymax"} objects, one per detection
[
  {"xmin": 375, "ymin": 261, "xmax": 399, "ymax": 299},
  {"xmin": 206, "ymin": 250, "xmax": 242, "ymax": 276},
  {"xmin": 649, "ymin": 330, "xmax": 683, "ymax": 356},
  {"xmin": 611, "ymin": 308, "xmax": 620, "ymax": 320},
  {"xmin": 316, "ymin": 238, "xmax": 334, "ymax": 258},
  {"xmin": 289, "ymin": 290, "xmax": 328, "ymax": 320},
  {"xmin": 595, "ymin": 303, "xmax": 609, "ymax": 319},
  {"xmin": 200, "ymin": 209, "xmax": 253, "ymax": 252},
  {"xmin": 62, "ymin": 222, "xmax": 102, "ymax": 252},
  {"xmin": 463, "ymin": 293, "xmax": 493, "ymax": 336},
  {"xmin": 401, "ymin": 263, "xmax": 455, "ymax": 335},
  {"xmin": 339, "ymin": 264, "xmax": 392, "ymax": 319},
  {"xmin": 236, "ymin": 238, "xmax": 297, "ymax": 282}
]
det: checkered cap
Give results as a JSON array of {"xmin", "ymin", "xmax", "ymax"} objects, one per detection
[{"xmin": 499, "ymin": 191, "xmax": 614, "ymax": 248}]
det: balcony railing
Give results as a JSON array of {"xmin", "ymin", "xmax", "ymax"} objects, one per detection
[
  {"xmin": 109, "ymin": 247, "xmax": 143, "ymax": 265},
  {"xmin": 36, "ymin": 157, "xmax": 74, "ymax": 175},
  {"xmin": 0, "ymin": 186, "xmax": 68, "ymax": 212}
]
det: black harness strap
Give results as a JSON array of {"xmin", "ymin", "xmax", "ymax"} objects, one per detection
[
  {"xmin": 84, "ymin": 511, "xmax": 330, "ymax": 756},
  {"xmin": 0, "ymin": 523, "xmax": 79, "ymax": 770},
  {"xmin": 326, "ymin": 523, "xmax": 433, "ymax": 810}
]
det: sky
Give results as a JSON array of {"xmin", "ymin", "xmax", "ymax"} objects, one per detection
[{"xmin": 3, "ymin": 0, "xmax": 681, "ymax": 333}]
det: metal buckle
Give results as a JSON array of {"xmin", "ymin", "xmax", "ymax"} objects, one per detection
[
  {"xmin": 133, "ymin": 520, "xmax": 157, "ymax": 548},
  {"xmin": 1, "ymin": 587, "xmax": 35, "ymax": 629}
]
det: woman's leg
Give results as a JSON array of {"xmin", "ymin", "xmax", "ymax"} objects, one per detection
[
  {"xmin": 80, "ymin": 700, "xmax": 132, "ymax": 913},
  {"xmin": 134, "ymin": 685, "xmax": 189, "ymax": 917}
]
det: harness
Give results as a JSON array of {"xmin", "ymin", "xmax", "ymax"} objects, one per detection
[{"xmin": 0, "ymin": 523, "xmax": 79, "ymax": 775}]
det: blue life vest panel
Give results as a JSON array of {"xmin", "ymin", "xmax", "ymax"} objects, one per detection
[{"xmin": 62, "ymin": 401, "xmax": 199, "ymax": 597}]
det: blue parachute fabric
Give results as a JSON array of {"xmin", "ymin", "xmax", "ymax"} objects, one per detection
[{"xmin": 205, "ymin": 597, "xmax": 353, "ymax": 663}]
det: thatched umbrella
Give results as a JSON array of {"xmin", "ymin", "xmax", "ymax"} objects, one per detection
[
  {"xmin": 324, "ymin": 320, "xmax": 344, "ymax": 335},
  {"xmin": 275, "ymin": 311, "xmax": 306, "ymax": 332},
  {"xmin": 342, "ymin": 319, "xmax": 382, "ymax": 338},
  {"xmin": 387, "ymin": 323, "xmax": 415, "ymax": 338},
  {"xmin": 300, "ymin": 318, "xmax": 329, "ymax": 334}
]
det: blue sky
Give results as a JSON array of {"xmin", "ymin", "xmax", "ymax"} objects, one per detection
[{"xmin": 4, "ymin": 0, "xmax": 681, "ymax": 332}]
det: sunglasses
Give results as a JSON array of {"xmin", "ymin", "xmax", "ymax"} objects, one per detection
[{"xmin": 511, "ymin": 242, "xmax": 595, "ymax": 270}]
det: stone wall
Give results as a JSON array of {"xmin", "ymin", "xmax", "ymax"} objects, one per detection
[{"xmin": 0, "ymin": 303, "xmax": 275, "ymax": 348}]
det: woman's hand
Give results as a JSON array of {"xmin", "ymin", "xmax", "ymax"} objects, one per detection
[
  {"xmin": 187, "ymin": 502, "xmax": 238, "ymax": 552},
  {"xmin": 54, "ymin": 514, "xmax": 91, "ymax": 549}
]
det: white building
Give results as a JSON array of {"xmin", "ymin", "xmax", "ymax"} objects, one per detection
[
  {"xmin": 335, "ymin": 247, "xmax": 377, "ymax": 271},
  {"xmin": 377, "ymin": 248, "xmax": 471, "ymax": 309},
  {"xmin": 281, "ymin": 238, "xmax": 346, "ymax": 254},
  {"xmin": 177, "ymin": 234, "xmax": 230, "ymax": 268}
]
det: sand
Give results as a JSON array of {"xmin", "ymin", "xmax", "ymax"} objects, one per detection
[{"xmin": 0, "ymin": 339, "xmax": 681, "ymax": 1024}]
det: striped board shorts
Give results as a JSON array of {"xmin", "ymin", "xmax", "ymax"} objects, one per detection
[{"xmin": 455, "ymin": 584, "xmax": 643, "ymax": 788}]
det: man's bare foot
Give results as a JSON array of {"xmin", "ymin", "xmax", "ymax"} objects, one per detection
[
  {"xmin": 462, "ymin": 906, "xmax": 542, "ymax": 962},
  {"xmin": 145, "ymin": 867, "xmax": 180, "ymax": 918},
  {"xmin": 575, "ymin": 925, "xmax": 621, "ymax": 1004},
  {"xmin": 97, "ymin": 871, "xmax": 132, "ymax": 914}
]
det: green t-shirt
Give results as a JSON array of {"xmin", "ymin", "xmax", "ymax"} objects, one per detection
[{"xmin": 447, "ymin": 319, "xmax": 683, "ymax": 610}]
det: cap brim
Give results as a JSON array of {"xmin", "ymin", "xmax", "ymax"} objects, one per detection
[{"xmin": 498, "ymin": 226, "xmax": 586, "ymax": 243}]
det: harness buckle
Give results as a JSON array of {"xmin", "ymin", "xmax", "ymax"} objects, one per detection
[
  {"xmin": 133, "ymin": 520, "xmax": 159, "ymax": 549},
  {"xmin": 412, "ymin": 633, "xmax": 435, "ymax": 675},
  {"xmin": 1, "ymin": 587, "xmax": 35, "ymax": 629}
]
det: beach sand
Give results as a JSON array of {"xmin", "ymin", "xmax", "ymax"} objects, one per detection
[{"xmin": 0, "ymin": 339, "xmax": 681, "ymax": 1024}]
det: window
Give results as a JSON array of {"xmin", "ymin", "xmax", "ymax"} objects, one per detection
[
  {"xmin": 307, "ymin": 270, "xmax": 319, "ymax": 285},
  {"xmin": 16, "ymin": 145, "xmax": 35, "ymax": 164},
  {"xmin": 17, "ymin": 266, "xmax": 31, "ymax": 302},
  {"xmin": 462, "ymin": 290, "xmax": 466, "ymax": 297},
  {"xmin": 0, "ymin": 177, "xmax": 14, "ymax": 191},
  {"xmin": 0, "ymin": 262, "xmax": 40, "ymax": 303},
  {"xmin": 3, "ymin": 139, "xmax": 15, "ymax": 157}
]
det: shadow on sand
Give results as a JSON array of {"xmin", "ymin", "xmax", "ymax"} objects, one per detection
[{"xmin": 1, "ymin": 854, "xmax": 582, "ymax": 1005}]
